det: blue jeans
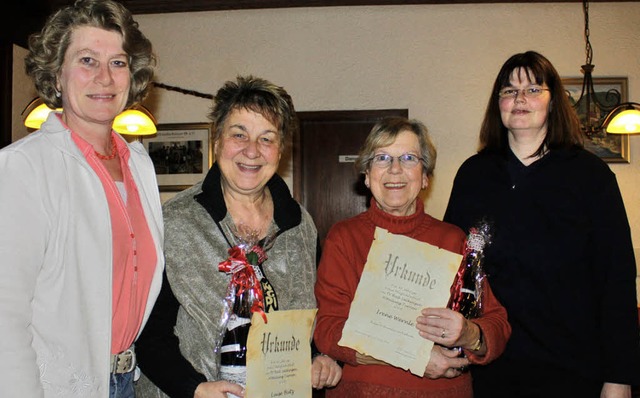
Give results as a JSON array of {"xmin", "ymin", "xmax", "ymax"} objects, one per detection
[{"xmin": 109, "ymin": 371, "xmax": 135, "ymax": 398}]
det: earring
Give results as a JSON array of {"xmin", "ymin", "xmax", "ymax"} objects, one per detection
[{"xmin": 55, "ymin": 89, "xmax": 61, "ymax": 98}]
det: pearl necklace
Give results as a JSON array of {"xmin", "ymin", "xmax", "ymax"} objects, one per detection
[{"xmin": 95, "ymin": 137, "xmax": 117, "ymax": 160}]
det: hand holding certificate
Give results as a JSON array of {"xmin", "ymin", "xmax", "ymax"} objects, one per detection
[
  {"xmin": 312, "ymin": 117, "xmax": 511, "ymax": 396},
  {"xmin": 338, "ymin": 227, "xmax": 462, "ymax": 376}
]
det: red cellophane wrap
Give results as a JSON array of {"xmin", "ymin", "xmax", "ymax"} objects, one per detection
[
  {"xmin": 447, "ymin": 220, "xmax": 493, "ymax": 319},
  {"xmin": 218, "ymin": 244, "xmax": 268, "ymax": 324}
]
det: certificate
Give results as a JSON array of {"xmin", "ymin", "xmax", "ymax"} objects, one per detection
[
  {"xmin": 338, "ymin": 227, "xmax": 462, "ymax": 376},
  {"xmin": 246, "ymin": 309, "xmax": 317, "ymax": 398}
]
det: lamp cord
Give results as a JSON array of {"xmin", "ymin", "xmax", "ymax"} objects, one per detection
[
  {"xmin": 583, "ymin": 0, "xmax": 592, "ymax": 66},
  {"xmin": 151, "ymin": 81, "xmax": 213, "ymax": 99}
]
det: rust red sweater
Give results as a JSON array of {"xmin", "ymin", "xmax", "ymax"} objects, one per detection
[{"xmin": 314, "ymin": 199, "xmax": 511, "ymax": 397}]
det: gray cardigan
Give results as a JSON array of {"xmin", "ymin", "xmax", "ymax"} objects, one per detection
[{"xmin": 135, "ymin": 163, "xmax": 318, "ymax": 398}]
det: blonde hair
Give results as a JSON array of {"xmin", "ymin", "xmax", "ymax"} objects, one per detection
[{"xmin": 25, "ymin": 0, "xmax": 156, "ymax": 109}]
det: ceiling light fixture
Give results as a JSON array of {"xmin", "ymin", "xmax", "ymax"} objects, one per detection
[
  {"xmin": 603, "ymin": 103, "xmax": 640, "ymax": 135},
  {"xmin": 571, "ymin": 0, "xmax": 621, "ymax": 137},
  {"xmin": 571, "ymin": 0, "xmax": 640, "ymax": 136},
  {"xmin": 22, "ymin": 98, "xmax": 157, "ymax": 136}
]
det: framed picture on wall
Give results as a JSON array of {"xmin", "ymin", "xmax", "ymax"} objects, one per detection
[
  {"xmin": 562, "ymin": 77, "xmax": 630, "ymax": 163},
  {"xmin": 142, "ymin": 122, "xmax": 212, "ymax": 191}
]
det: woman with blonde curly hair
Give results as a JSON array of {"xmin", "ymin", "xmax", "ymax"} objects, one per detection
[{"xmin": 0, "ymin": 1, "xmax": 163, "ymax": 397}]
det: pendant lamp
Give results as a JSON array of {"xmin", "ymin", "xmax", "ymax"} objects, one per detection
[{"xmin": 22, "ymin": 97, "xmax": 156, "ymax": 136}]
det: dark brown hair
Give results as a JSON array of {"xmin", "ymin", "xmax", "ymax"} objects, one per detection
[
  {"xmin": 208, "ymin": 75, "xmax": 297, "ymax": 153},
  {"xmin": 479, "ymin": 51, "xmax": 583, "ymax": 157}
]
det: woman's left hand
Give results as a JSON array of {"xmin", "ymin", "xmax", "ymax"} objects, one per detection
[
  {"xmin": 311, "ymin": 354, "xmax": 342, "ymax": 389},
  {"xmin": 416, "ymin": 307, "xmax": 475, "ymax": 348},
  {"xmin": 423, "ymin": 344, "xmax": 470, "ymax": 379}
]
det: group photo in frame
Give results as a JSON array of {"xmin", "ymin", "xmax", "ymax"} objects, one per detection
[
  {"xmin": 562, "ymin": 76, "xmax": 630, "ymax": 163},
  {"xmin": 142, "ymin": 122, "xmax": 212, "ymax": 191}
]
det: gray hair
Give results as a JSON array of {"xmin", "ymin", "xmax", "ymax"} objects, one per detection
[{"xmin": 355, "ymin": 117, "xmax": 437, "ymax": 176}]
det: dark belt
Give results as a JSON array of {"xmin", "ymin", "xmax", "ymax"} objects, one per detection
[{"xmin": 110, "ymin": 347, "xmax": 135, "ymax": 374}]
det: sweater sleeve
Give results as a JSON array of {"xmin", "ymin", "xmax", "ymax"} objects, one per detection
[
  {"xmin": 464, "ymin": 279, "xmax": 511, "ymax": 365},
  {"xmin": 136, "ymin": 271, "xmax": 207, "ymax": 398},
  {"xmin": 313, "ymin": 224, "xmax": 362, "ymax": 366},
  {"xmin": 0, "ymin": 150, "xmax": 47, "ymax": 397},
  {"xmin": 590, "ymin": 171, "xmax": 640, "ymax": 384}
]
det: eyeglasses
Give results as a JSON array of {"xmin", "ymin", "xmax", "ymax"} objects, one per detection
[
  {"xmin": 498, "ymin": 86, "xmax": 550, "ymax": 99},
  {"xmin": 370, "ymin": 153, "xmax": 423, "ymax": 169}
]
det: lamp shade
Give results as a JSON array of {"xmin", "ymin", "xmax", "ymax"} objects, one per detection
[
  {"xmin": 605, "ymin": 103, "xmax": 640, "ymax": 134},
  {"xmin": 112, "ymin": 108, "xmax": 157, "ymax": 136},
  {"xmin": 24, "ymin": 102, "xmax": 61, "ymax": 129},
  {"xmin": 22, "ymin": 97, "xmax": 157, "ymax": 136}
]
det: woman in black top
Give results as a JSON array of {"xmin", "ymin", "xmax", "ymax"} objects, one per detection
[{"xmin": 444, "ymin": 51, "xmax": 640, "ymax": 397}]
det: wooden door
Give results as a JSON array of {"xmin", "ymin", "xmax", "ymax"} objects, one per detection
[{"xmin": 293, "ymin": 109, "xmax": 408, "ymax": 248}]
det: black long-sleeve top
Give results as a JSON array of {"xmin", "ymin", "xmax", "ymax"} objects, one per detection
[{"xmin": 444, "ymin": 147, "xmax": 640, "ymax": 386}]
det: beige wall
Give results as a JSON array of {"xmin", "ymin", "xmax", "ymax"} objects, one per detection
[
  {"xmin": 133, "ymin": 3, "xmax": 640, "ymax": 236},
  {"xmin": 12, "ymin": 3, "xmax": 640, "ymax": 287}
]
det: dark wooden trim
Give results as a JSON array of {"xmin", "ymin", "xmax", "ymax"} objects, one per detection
[
  {"xmin": 46, "ymin": 0, "xmax": 632, "ymax": 15},
  {"xmin": 293, "ymin": 109, "xmax": 408, "ymax": 202},
  {"xmin": 0, "ymin": 40, "xmax": 12, "ymax": 149}
]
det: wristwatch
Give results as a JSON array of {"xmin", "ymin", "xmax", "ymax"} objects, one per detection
[{"xmin": 469, "ymin": 327, "xmax": 483, "ymax": 351}]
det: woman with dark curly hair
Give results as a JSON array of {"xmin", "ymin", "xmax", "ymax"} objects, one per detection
[
  {"xmin": 135, "ymin": 75, "xmax": 342, "ymax": 398},
  {"xmin": 0, "ymin": 1, "xmax": 164, "ymax": 397}
]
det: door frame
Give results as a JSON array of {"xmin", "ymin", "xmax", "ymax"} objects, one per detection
[{"xmin": 293, "ymin": 109, "xmax": 408, "ymax": 203}]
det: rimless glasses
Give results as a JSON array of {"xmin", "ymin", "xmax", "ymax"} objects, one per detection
[{"xmin": 370, "ymin": 153, "xmax": 423, "ymax": 169}]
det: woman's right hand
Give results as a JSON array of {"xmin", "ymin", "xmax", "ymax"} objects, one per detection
[{"xmin": 194, "ymin": 381, "xmax": 244, "ymax": 398}]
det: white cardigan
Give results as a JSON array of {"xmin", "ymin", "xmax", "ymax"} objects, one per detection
[{"xmin": 0, "ymin": 113, "xmax": 164, "ymax": 397}]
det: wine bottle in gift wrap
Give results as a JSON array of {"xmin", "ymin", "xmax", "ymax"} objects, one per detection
[
  {"xmin": 447, "ymin": 227, "xmax": 487, "ymax": 319},
  {"xmin": 219, "ymin": 287, "xmax": 252, "ymax": 397}
]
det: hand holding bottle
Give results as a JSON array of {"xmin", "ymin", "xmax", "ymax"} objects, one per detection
[
  {"xmin": 194, "ymin": 380, "xmax": 245, "ymax": 398},
  {"xmin": 416, "ymin": 307, "xmax": 466, "ymax": 346},
  {"xmin": 423, "ymin": 344, "xmax": 470, "ymax": 379}
]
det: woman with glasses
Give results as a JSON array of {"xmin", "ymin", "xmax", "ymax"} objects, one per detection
[
  {"xmin": 444, "ymin": 51, "xmax": 640, "ymax": 397},
  {"xmin": 313, "ymin": 116, "xmax": 511, "ymax": 397}
]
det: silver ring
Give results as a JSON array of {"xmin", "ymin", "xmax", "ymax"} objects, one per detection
[{"xmin": 440, "ymin": 329, "xmax": 446, "ymax": 338}]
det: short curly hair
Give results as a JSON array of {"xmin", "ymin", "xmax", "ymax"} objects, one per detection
[
  {"xmin": 208, "ymin": 75, "xmax": 298, "ymax": 153},
  {"xmin": 24, "ymin": 0, "xmax": 156, "ymax": 109}
]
